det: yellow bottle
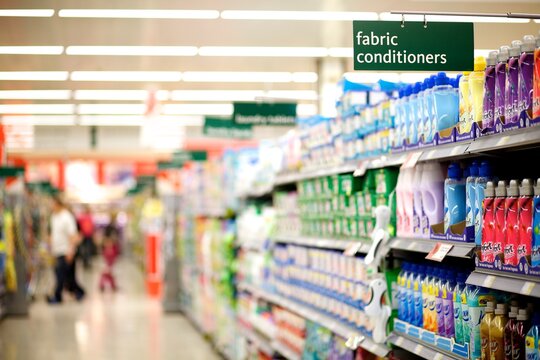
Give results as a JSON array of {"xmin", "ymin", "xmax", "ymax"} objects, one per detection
[
  {"xmin": 459, "ymin": 71, "xmax": 471, "ymax": 133},
  {"xmin": 490, "ymin": 304, "xmax": 508, "ymax": 360},
  {"xmin": 480, "ymin": 302, "xmax": 495, "ymax": 360},
  {"xmin": 469, "ymin": 56, "xmax": 487, "ymax": 131}
]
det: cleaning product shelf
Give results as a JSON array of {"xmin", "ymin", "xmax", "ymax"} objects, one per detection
[
  {"xmin": 419, "ymin": 141, "xmax": 472, "ymax": 162},
  {"xmin": 274, "ymin": 235, "xmax": 371, "ymax": 252},
  {"xmin": 237, "ymin": 282, "xmax": 390, "ymax": 358},
  {"xmin": 271, "ymin": 341, "xmax": 301, "ymax": 360},
  {"xmin": 388, "ymin": 238, "xmax": 476, "ymax": 259},
  {"xmin": 388, "ymin": 332, "xmax": 466, "ymax": 360},
  {"xmin": 466, "ymin": 270, "xmax": 540, "ymax": 298},
  {"xmin": 467, "ymin": 125, "xmax": 540, "ymax": 154},
  {"xmin": 275, "ymin": 163, "xmax": 358, "ymax": 186}
]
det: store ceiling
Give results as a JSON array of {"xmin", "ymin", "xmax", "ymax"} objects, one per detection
[{"xmin": 0, "ymin": 0, "xmax": 538, "ymax": 123}]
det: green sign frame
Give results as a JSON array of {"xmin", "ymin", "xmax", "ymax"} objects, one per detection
[
  {"xmin": 353, "ymin": 21, "xmax": 474, "ymax": 71},
  {"xmin": 172, "ymin": 150, "xmax": 208, "ymax": 163},
  {"xmin": 203, "ymin": 117, "xmax": 253, "ymax": 139},
  {"xmin": 233, "ymin": 102, "xmax": 296, "ymax": 126}
]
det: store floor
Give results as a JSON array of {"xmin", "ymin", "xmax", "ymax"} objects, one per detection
[{"xmin": 0, "ymin": 258, "xmax": 220, "ymax": 360}]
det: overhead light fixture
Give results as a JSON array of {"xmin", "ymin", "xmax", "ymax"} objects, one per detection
[
  {"xmin": 0, "ymin": 90, "xmax": 71, "ymax": 100},
  {"xmin": 0, "ymin": 46, "xmax": 64, "ymax": 55},
  {"xmin": 162, "ymin": 103, "xmax": 233, "ymax": 116},
  {"xmin": 77, "ymin": 104, "xmax": 147, "ymax": 115},
  {"xmin": 70, "ymin": 71, "xmax": 182, "ymax": 82},
  {"xmin": 378, "ymin": 12, "xmax": 530, "ymax": 23},
  {"xmin": 58, "ymin": 9, "xmax": 219, "ymax": 19},
  {"xmin": 66, "ymin": 46, "xmax": 198, "ymax": 56},
  {"xmin": 220, "ymin": 10, "xmax": 378, "ymax": 21},
  {"xmin": 328, "ymin": 47, "xmax": 353, "ymax": 58},
  {"xmin": 198, "ymin": 46, "xmax": 328, "ymax": 57},
  {"xmin": 182, "ymin": 71, "xmax": 317, "ymax": 83},
  {"xmin": 1, "ymin": 115, "xmax": 76, "ymax": 126},
  {"xmin": 79, "ymin": 115, "xmax": 204, "ymax": 126},
  {"xmin": 74, "ymin": 90, "xmax": 169, "ymax": 101},
  {"xmin": 0, "ymin": 9, "xmax": 55, "ymax": 17},
  {"xmin": 0, "ymin": 71, "xmax": 69, "ymax": 81},
  {"xmin": 0, "ymin": 104, "xmax": 75, "ymax": 114}
]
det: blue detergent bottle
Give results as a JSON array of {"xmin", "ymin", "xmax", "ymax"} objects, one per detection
[
  {"xmin": 394, "ymin": 89, "xmax": 404, "ymax": 147},
  {"xmin": 413, "ymin": 265, "xmax": 425, "ymax": 327},
  {"xmin": 434, "ymin": 72, "xmax": 460, "ymax": 132},
  {"xmin": 409, "ymin": 82, "xmax": 421, "ymax": 145},
  {"xmin": 526, "ymin": 311, "xmax": 540, "ymax": 360},
  {"xmin": 417, "ymin": 81, "xmax": 426, "ymax": 143},
  {"xmin": 407, "ymin": 264, "xmax": 417, "ymax": 324},
  {"xmin": 474, "ymin": 162, "xmax": 494, "ymax": 246},
  {"xmin": 453, "ymin": 272, "xmax": 468, "ymax": 344},
  {"xmin": 402, "ymin": 85, "xmax": 412, "ymax": 145},
  {"xmin": 398, "ymin": 262, "xmax": 410, "ymax": 321},
  {"xmin": 466, "ymin": 162, "xmax": 479, "ymax": 228},
  {"xmin": 444, "ymin": 163, "xmax": 467, "ymax": 233}
]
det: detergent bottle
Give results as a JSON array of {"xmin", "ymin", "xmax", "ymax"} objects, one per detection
[
  {"xmin": 454, "ymin": 272, "xmax": 468, "ymax": 344},
  {"xmin": 493, "ymin": 181, "xmax": 508, "ymax": 262},
  {"xmin": 503, "ymin": 305, "xmax": 518, "ymax": 360},
  {"xmin": 495, "ymin": 46, "xmax": 510, "ymax": 123},
  {"xmin": 518, "ymin": 179, "xmax": 534, "ymax": 262},
  {"xmin": 459, "ymin": 71, "xmax": 472, "ymax": 133},
  {"xmin": 531, "ymin": 179, "xmax": 540, "ymax": 268},
  {"xmin": 444, "ymin": 163, "xmax": 466, "ymax": 233},
  {"xmin": 443, "ymin": 270, "xmax": 456, "ymax": 338},
  {"xmin": 518, "ymin": 35, "xmax": 536, "ymax": 117},
  {"xmin": 466, "ymin": 162, "xmax": 479, "ymax": 228},
  {"xmin": 504, "ymin": 180, "xmax": 520, "ymax": 265},
  {"xmin": 506, "ymin": 40, "xmax": 522, "ymax": 125},
  {"xmin": 483, "ymin": 51, "xmax": 498, "ymax": 129},
  {"xmin": 420, "ymin": 162, "xmax": 446, "ymax": 237},
  {"xmin": 476, "ymin": 162, "xmax": 494, "ymax": 247},
  {"xmin": 490, "ymin": 304, "xmax": 509, "ymax": 360},
  {"xmin": 470, "ymin": 56, "xmax": 487, "ymax": 130},
  {"xmin": 481, "ymin": 301, "xmax": 495, "ymax": 360},
  {"xmin": 482, "ymin": 181, "xmax": 497, "ymax": 262},
  {"xmin": 513, "ymin": 308, "xmax": 530, "ymax": 360}
]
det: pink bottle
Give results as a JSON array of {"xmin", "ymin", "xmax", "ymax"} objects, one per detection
[
  {"xmin": 518, "ymin": 179, "xmax": 534, "ymax": 261},
  {"xmin": 396, "ymin": 170, "xmax": 405, "ymax": 236},
  {"xmin": 504, "ymin": 180, "xmax": 519, "ymax": 265},
  {"xmin": 493, "ymin": 181, "xmax": 508, "ymax": 262},
  {"xmin": 402, "ymin": 167, "xmax": 415, "ymax": 236},
  {"xmin": 482, "ymin": 181, "xmax": 496, "ymax": 262}
]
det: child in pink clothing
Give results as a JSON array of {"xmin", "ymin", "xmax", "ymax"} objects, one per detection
[{"xmin": 99, "ymin": 237, "xmax": 118, "ymax": 291}]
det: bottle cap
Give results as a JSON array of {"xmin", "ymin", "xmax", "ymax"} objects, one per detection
[
  {"xmin": 413, "ymin": 82, "xmax": 422, "ymax": 94},
  {"xmin": 487, "ymin": 51, "xmax": 498, "ymax": 66},
  {"xmin": 535, "ymin": 178, "xmax": 540, "ymax": 196},
  {"xmin": 517, "ymin": 309, "xmax": 529, "ymax": 321},
  {"xmin": 520, "ymin": 179, "xmax": 534, "ymax": 197},
  {"xmin": 429, "ymin": 74, "xmax": 437, "ymax": 87},
  {"xmin": 486, "ymin": 301, "xmax": 495, "ymax": 311},
  {"xmin": 510, "ymin": 305, "xmax": 519, "ymax": 314},
  {"xmin": 496, "ymin": 180, "xmax": 507, "ymax": 197},
  {"xmin": 507, "ymin": 179, "xmax": 519, "ymax": 197},
  {"xmin": 474, "ymin": 56, "xmax": 486, "ymax": 71},
  {"xmin": 404, "ymin": 85, "xmax": 412, "ymax": 97},
  {"xmin": 479, "ymin": 161, "xmax": 493, "ymax": 178},
  {"xmin": 521, "ymin": 35, "xmax": 536, "ymax": 52},
  {"xmin": 485, "ymin": 181, "xmax": 496, "ymax": 197},
  {"xmin": 509, "ymin": 40, "xmax": 523, "ymax": 57},
  {"xmin": 498, "ymin": 46, "xmax": 510, "ymax": 62},
  {"xmin": 508, "ymin": 311, "xmax": 517, "ymax": 319},
  {"xmin": 468, "ymin": 161, "xmax": 479, "ymax": 177},
  {"xmin": 447, "ymin": 162, "xmax": 463, "ymax": 180},
  {"xmin": 435, "ymin": 72, "xmax": 449, "ymax": 86},
  {"xmin": 421, "ymin": 80, "xmax": 428, "ymax": 91},
  {"xmin": 495, "ymin": 306, "xmax": 506, "ymax": 315},
  {"xmin": 462, "ymin": 71, "xmax": 471, "ymax": 77},
  {"xmin": 423, "ymin": 77, "xmax": 431, "ymax": 90}
]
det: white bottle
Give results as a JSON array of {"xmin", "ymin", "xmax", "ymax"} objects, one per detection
[
  {"xmin": 403, "ymin": 167, "xmax": 415, "ymax": 237},
  {"xmin": 396, "ymin": 170, "xmax": 406, "ymax": 237},
  {"xmin": 413, "ymin": 164, "xmax": 425, "ymax": 237},
  {"xmin": 420, "ymin": 162, "xmax": 446, "ymax": 237}
]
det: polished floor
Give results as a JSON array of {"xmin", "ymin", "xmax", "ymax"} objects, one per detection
[{"xmin": 0, "ymin": 258, "xmax": 221, "ymax": 360}]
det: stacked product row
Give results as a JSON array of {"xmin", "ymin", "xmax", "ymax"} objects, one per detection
[
  {"xmin": 395, "ymin": 260, "xmax": 540, "ymax": 360},
  {"xmin": 272, "ymin": 244, "xmax": 374, "ymax": 334},
  {"xmin": 274, "ymin": 191, "xmax": 301, "ymax": 238},
  {"xmin": 297, "ymin": 169, "xmax": 397, "ymax": 240}
]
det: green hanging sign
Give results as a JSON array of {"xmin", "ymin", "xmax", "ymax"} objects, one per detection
[
  {"xmin": 172, "ymin": 150, "xmax": 207, "ymax": 163},
  {"xmin": 0, "ymin": 166, "xmax": 24, "ymax": 178},
  {"xmin": 353, "ymin": 21, "xmax": 474, "ymax": 71},
  {"xmin": 233, "ymin": 102, "xmax": 296, "ymax": 126},
  {"xmin": 203, "ymin": 117, "xmax": 253, "ymax": 139},
  {"xmin": 157, "ymin": 161, "xmax": 184, "ymax": 170}
]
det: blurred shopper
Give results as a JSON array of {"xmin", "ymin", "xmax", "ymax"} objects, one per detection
[
  {"xmin": 77, "ymin": 205, "xmax": 95, "ymax": 269},
  {"xmin": 100, "ymin": 213, "xmax": 120, "ymax": 291},
  {"xmin": 47, "ymin": 196, "xmax": 85, "ymax": 304}
]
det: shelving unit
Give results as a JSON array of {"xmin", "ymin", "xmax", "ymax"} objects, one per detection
[
  {"xmin": 271, "ymin": 341, "xmax": 302, "ymax": 360},
  {"xmin": 466, "ymin": 270, "xmax": 540, "ymax": 298},
  {"xmin": 274, "ymin": 235, "xmax": 372, "ymax": 253},
  {"xmin": 387, "ymin": 238, "xmax": 476, "ymax": 259},
  {"xmin": 238, "ymin": 323, "xmax": 275, "ymax": 357},
  {"xmin": 237, "ymin": 282, "xmax": 390, "ymax": 358},
  {"xmin": 388, "ymin": 333, "xmax": 467, "ymax": 360}
]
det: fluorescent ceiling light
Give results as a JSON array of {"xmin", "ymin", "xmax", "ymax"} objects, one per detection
[
  {"xmin": 58, "ymin": 9, "xmax": 219, "ymax": 19},
  {"xmin": 77, "ymin": 104, "xmax": 147, "ymax": 115},
  {"xmin": 296, "ymin": 104, "xmax": 317, "ymax": 117},
  {"xmin": 0, "ymin": 104, "xmax": 75, "ymax": 114},
  {"xmin": 328, "ymin": 47, "xmax": 353, "ymax": 58},
  {"xmin": 198, "ymin": 46, "xmax": 328, "ymax": 57},
  {"xmin": 378, "ymin": 12, "xmax": 529, "ymax": 23},
  {"xmin": 265, "ymin": 90, "xmax": 318, "ymax": 101},
  {"xmin": 0, "ymin": 71, "xmax": 69, "ymax": 81},
  {"xmin": 66, "ymin": 46, "xmax": 198, "ymax": 56},
  {"xmin": 220, "ymin": 10, "xmax": 378, "ymax": 21},
  {"xmin": 71, "ymin": 71, "xmax": 182, "ymax": 82},
  {"xmin": 162, "ymin": 103, "xmax": 233, "ymax": 116},
  {"xmin": 1, "ymin": 115, "xmax": 76, "ymax": 126},
  {"xmin": 0, "ymin": 46, "xmax": 63, "ymax": 55},
  {"xmin": 183, "ymin": 71, "xmax": 291, "ymax": 83},
  {"xmin": 74, "ymin": 90, "xmax": 169, "ymax": 101},
  {"xmin": 170, "ymin": 90, "xmax": 318, "ymax": 101},
  {"xmin": 292, "ymin": 72, "xmax": 318, "ymax": 83},
  {"xmin": 79, "ymin": 115, "xmax": 203, "ymax": 126},
  {"xmin": 0, "ymin": 90, "xmax": 71, "ymax": 100},
  {"xmin": 0, "ymin": 9, "xmax": 54, "ymax": 17}
]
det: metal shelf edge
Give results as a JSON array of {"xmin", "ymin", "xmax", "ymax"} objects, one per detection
[
  {"xmin": 466, "ymin": 270, "xmax": 540, "ymax": 298},
  {"xmin": 389, "ymin": 238, "xmax": 475, "ymax": 259},
  {"xmin": 388, "ymin": 332, "xmax": 465, "ymax": 360}
]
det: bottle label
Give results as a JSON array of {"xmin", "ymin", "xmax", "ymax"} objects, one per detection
[{"xmin": 532, "ymin": 197, "xmax": 540, "ymax": 268}]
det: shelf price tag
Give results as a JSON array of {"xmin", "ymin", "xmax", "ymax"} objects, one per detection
[
  {"xmin": 426, "ymin": 242, "xmax": 453, "ymax": 262},
  {"xmin": 344, "ymin": 242, "xmax": 363, "ymax": 257},
  {"xmin": 482, "ymin": 275, "xmax": 496, "ymax": 288},
  {"xmin": 520, "ymin": 281, "xmax": 536, "ymax": 296}
]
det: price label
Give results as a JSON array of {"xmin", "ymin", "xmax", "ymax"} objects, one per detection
[
  {"xmin": 483, "ymin": 275, "xmax": 496, "ymax": 288},
  {"xmin": 395, "ymin": 336, "xmax": 404, "ymax": 346},
  {"xmin": 426, "ymin": 242, "xmax": 454, "ymax": 262},
  {"xmin": 434, "ymin": 353, "xmax": 443, "ymax": 360},
  {"xmin": 354, "ymin": 161, "xmax": 369, "ymax": 177},
  {"xmin": 520, "ymin": 281, "xmax": 535, "ymax": 296},
  {"xmin": 344, "ymin": 242, "xmax": 363, "ymax": 257},
  {"xmin": 414, "ymin": 344, "xmax": 424, "ymax": 353}
]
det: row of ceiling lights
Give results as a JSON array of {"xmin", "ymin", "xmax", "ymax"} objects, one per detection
[
  {"xmin": 2, "ymin": 115, "xmax": 205, "ymax": 127},
  {"xmin": 0, "ymin": 9, "xmax": 534, "ymax": 23}
]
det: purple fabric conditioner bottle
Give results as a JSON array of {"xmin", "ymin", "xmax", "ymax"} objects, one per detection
[
  {"xmin": 482, "ymin": 51, "xmax": 498, "ymax": 129},
  {"xmin": 505, "ymin": 40, "xmax": 522, "ymax": 125},
  {"xmin": 494, "ymin": 46, "xmax": 510, "ymax": 125},
  {"xmin": 518, "ymin": 35, "xmax": 536, "ymax": 120}
]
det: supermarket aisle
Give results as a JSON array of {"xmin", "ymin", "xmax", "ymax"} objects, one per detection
[{"xmin": 0, "ymin": 259, "xmax": 220, "ymax": 360}]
